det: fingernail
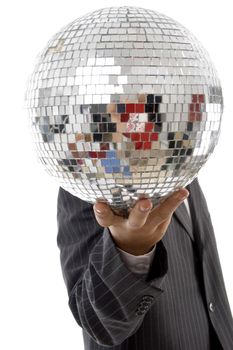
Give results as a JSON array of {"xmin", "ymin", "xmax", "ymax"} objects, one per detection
[
  {"xmin": 139, "ymin": 203, "xmax": 152, "ymax": 212},
  {"xmin": 175, "ymin": 190, "xmax": 189, "ymax": 201},
  {"xmin": 95, "ymin": 204, "xmax": 105, "ymax": 214}
]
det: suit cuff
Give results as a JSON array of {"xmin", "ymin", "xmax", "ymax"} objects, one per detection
[
  {"xmin": 146, "ymin": 239, "xmax": 168, "ymax": 282},
  {"xmin": 89, "ymin": 228, "xmax": 167, "ymax": 315}
]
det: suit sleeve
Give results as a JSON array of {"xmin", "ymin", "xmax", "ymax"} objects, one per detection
[{"xmin": 57, "ymin": 187, "xmax": 168, "ymax": 347}]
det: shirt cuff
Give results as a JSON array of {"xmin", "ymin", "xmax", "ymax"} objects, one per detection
[{"xmin": 117, "ymin": 245, "xmax": 157, "ymax": 275}]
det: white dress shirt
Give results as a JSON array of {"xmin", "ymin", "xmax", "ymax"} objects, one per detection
[{"xmin": 117, "ymin": 199, "xmax": 190, "ymax": 274}]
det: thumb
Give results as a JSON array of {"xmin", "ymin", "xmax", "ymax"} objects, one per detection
[{"xmin": 148, "ymin": 188, "xmax": 189, "ymax": 228}]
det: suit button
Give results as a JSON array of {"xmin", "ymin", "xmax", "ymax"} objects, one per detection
[
  {"xmin": 136, "ymin": 296, "xmax": 154, "ymax": 316},
  {"xmin": 136, "ymin": 310, "xmax": 144, "ymax": 316},
  {"xmin": 209, "ymin": 302, "xmax": 215, "ymax": 312},
  {"xmin": 142, "ymin": 305, "xmax": 149, "ymax": 311},
  {"xmin": 141, "ymin": 301, "xmax": 150, "ymax": 307},
  {"xmin": 142, "ymin": 295, "xmax": 154, "ymax": 302}
]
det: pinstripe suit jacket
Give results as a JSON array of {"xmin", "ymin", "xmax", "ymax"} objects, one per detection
[{"xmin": 57, "ymin": 178, "xmax": 233, "ymax": 349}]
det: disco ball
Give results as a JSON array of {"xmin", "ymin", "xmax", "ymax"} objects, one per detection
[{"xmin": 25, "ymin": 6, "xmax": 223, "ymax": 215}]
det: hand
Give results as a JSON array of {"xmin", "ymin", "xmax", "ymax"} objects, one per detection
[{"xmin": 93, "ymin": 189, "xmax": 189, "ymax": 255}]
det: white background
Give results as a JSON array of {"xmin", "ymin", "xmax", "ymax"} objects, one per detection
[{"xmin": 0, "ymin": 0, "xmax": 232, "ymax": 349}]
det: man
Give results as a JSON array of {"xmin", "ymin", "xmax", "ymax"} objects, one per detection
[{"xmin": 57, "ymin": 178, "xmax": 233, "ymax": 349}]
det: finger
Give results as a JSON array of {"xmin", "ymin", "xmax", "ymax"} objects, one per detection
[
  {"xmin": 147, "ymin": 188, "xmax": 189, "ymax": 228},
  {"xmin": 93, "ymin": 202, "xmax": 120, "ymax": 227},
  {"xmin": 127, "ymin": 198, "xmax": 153, "ymax": 229},
  {"xmin": 155, "ymin": 216, "xmax": 172, "ymax": 239}
]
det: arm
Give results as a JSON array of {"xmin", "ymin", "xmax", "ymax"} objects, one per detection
[{"xmin": 57, "ymin": 187, "xmax": 188, "ymax": 347}]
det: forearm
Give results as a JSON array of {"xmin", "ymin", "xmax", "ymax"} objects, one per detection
[
  {"xmin": 68, "ymin": 229, "xmax": 167, "ymax": 347},
  {"xmin": 57, "ymin": 187, "xmax": 168, "ymax": 347}
]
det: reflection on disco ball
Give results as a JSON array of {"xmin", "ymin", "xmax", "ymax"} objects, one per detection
[{"xmin": 25, "ymin": 6, "xmax": 223, "ymax": 215}]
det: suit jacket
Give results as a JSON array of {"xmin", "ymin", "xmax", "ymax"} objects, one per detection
[{"xmin": 57, "ymin": 178, "xmax": 233, "ymax": 349}]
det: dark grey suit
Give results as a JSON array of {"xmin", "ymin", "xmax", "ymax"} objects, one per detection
[{"xmin": 57, "ymin": 178, "xmax": 233, "ymax": 349}]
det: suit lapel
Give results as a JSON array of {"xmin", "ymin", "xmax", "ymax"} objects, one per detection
[
  {"xmin": 185, "ymin": 180, "xmax": 205, "ymax": 257},
  {"xmin": 173, "ymin": 200, "xmax": 194, "ymax": 241}
]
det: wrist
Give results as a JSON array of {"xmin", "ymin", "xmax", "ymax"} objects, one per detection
[{"xmin": 108, "ymin": 227, "xmax": 156, "ymax": 256}]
